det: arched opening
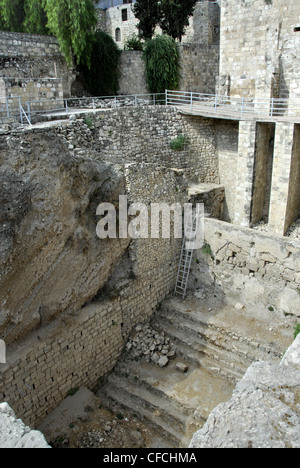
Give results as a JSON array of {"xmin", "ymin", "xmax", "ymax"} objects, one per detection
[{"xmin": 115, "ymin": 28, "xmax": 121, "ymax": 42}]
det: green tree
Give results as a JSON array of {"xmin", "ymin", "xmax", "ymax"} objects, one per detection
[
  {"xmin": 0, "ymin": 8, "xmax": 7, "ymax": 30},
  {"xmin": 0, "ymin": 0, "xmax": 26, "ymax": 32},
  {"xmin": 133, "ymin": 0, "xmax": 160, "ymax": 40},
  {"xmin": 143, "ymin": 34, "xmax": 180, "ymax": 94},
  {"xmin": 159, "ymin": 0, "xmax": 197, "ymax": 41},
  {"xmin": 80, "ymin": 30, "xmax": 121, "ymax": 96},
  {"xmin": 45, "ymin": 0, "xmax": 97, "ymax": 67},
  {"xmin": 24, "ymin": 0, "xmax": 49, "ymax": 35}
]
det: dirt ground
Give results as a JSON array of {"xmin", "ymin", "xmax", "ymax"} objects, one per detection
[{"xmin": 37, "ymin": 386, "xmax": 165, "ymax": 449}]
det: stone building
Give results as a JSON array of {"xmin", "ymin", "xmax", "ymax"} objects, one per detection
[{"xmin": 96, "ymin": 0, "xmax": 220, "ymax": 49}]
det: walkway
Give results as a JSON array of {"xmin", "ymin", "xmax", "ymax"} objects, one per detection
[{"xmin": 166, "ymin": 90, "xmax": 300, "ymax": 123}]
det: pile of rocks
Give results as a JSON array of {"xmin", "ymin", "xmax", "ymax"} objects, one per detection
[
  {"xmin": 285, "ymin": 218, "xmax": 300, "ymax": 239},
  {"xmin": 126, "ymin": 324, "xmax": 176, "ymax": 368},
  {"xmin": 252, "ymin": 220, "xmax": 268, "ymax": 232},
  {"xmin": 67, "ymin": 97, "xmax": 154, "ymax": 110}
]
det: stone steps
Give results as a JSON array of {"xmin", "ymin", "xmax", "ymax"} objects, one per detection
[
  {"xmin": 98, "ymin": 295, "xmax": 288, "ymax": 448},
  {"xmin": 100, "ymin": 373, "xmax": 189, "ymax": 447},
  {"xmin": 162, "ymin": 298, "xmax": 284, "ymax": 360},
  {"xmin": 151, "ymin": 314, "xmax": 246, "ymax": 383},
  {"xmin": 99, "ymin": 341, "xmax": 234, "ymax": 447}
]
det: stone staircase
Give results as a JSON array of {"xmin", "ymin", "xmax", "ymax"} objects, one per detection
[{"xmin": 98, "ymin": 293, "xmax": 290, "ymax": 448}]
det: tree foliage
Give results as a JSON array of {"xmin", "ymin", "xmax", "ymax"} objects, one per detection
[
  {"xmin": 0, "ymin": 0, "xmax": 26, "ymax": 32},
  {"xmin": 45, "ymin": 0, "xmax": 97, "ymax": 67},
  {"xmin": 133, "ymin": 0, "xmax": 197, "ymax": 41},
  {"xmin": 159, "ymin": 0, "xmax": 197, "ymax": 41},
  {"xmin": 133, "ymin": 0, "xmax": 160, "ymax": 41},
  {"xmin": 24, "ymin": 0, "xmax": 49, "ymax": 35},
  {"xmin": 143, "ymin": 34, "xmax": 180, "ymax": 94},
  {"xmin": 80, "ymin": 30, "xmax": 121, "ymax": 96},
  {"xmin": 0, "ymin": 0, "xmax": 98, "ymax": 66}
]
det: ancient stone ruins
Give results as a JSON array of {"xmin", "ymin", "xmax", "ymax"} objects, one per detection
[{"xmin": 0, "ymin": 0, "xmax": 300, "ymax": 449}]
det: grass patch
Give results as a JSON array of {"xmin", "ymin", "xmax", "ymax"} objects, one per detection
[
  {"xmin": 67, "ymin": 387, "xmax": 79, "ymax": 397},
  {"xmin": 294, "ymin": 323, "xmax": 300, "ymax": 339},
  {"xmin": 170, "ymin": 135, "xmax": 188, "ymax": 151}
]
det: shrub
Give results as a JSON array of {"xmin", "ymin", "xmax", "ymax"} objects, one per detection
[
  {"xmin": 143, "ymin": 34, "xmax": 180, "ymax": 94},
  {"xmin": 124, "ymin": 34, "xmax": 144, "ymax": 51},
  {"xmin": 170, "ymin": 135, "xmax": 187, "ymax": 151},
  {"xmin": 80, "ymin": 30, "xmax": 121, "ymax": 96}
]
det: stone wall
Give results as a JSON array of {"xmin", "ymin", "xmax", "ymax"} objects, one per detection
[
  {"xmin": 220, "ymin": 0, "xmax": 300, "ymax": 101},
  {"xmin": 190, "ymin": 335, "xmax": 300, "ymax": 448},
  {"xmin": 190, "ymin": 218, "xmax": 300, "ymax": 317},
  {"xmin": 3, "ymin": 77, "xmax": 64, "ymax": 107},
  {"xmin": 0, "ymin": 115, "xmax": 189, "ymax": 428},
  {"xmin": 0, "ymin": 31, "xmax": 73, "ymax": 100},
  {"xmin": 118, "ymin": 44, "xmax": 219, "ymax": 96},
  {"xmin": 119, "ymin": 51, "xmax": 147, "ymax": 96},
  {"xmin": 56, "ymin": 107, "xmax": 220, "ymax": 183},
  {"xmin": 178, "ymin": 44, "xmax": 219, "ymax": 94}
]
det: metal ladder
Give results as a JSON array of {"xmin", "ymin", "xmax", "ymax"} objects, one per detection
[{"xmin": 174, "ymin": 210, "xmax": 200, "ymax": 299}]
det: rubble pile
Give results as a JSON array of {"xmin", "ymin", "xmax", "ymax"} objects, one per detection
[{"xmin": 126, "ymin": 324, "xmax": 176, "ymax": 368}]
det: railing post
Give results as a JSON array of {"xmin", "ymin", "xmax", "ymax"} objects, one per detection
[
  {"xmin": 92, "ymin": 98, "xmax": 95, "ymax": 110},
  {"xmin": 165, "ymin": 89, "xmax": 168, "ymax": 106},
  {"xmin": 19, "ymin": 97, "xmax": 23, "ymax": 125},
  {"xmin": 241, "ymin": 97, "xmax": 244, "ymax": 118},
  {"xmin": 191, "ymin": 92, "xmax": 193, "ymax": 111},
  {"xmin": 27, "ymin": 102, "xmax": 31, "ymax": 124},
  {"xmin": 214, "ymin": 94, "xmax": 218, "ymax": 113},
  {"xmin": 5, "ymin": 97, "xmax": 9, "ymax": 118},
  {"xmin": 114, "ymin": 96, "xmax": 117, "ymax": 108},
  {"xmin": 153, "ymin": 94, "xmax": 156, "ymax": 106},
  {"xmin": 65, "ymin": 99, "xmax": 68, "ymax": 114},
  {"xmin": 271, "ymin": 98, "xmax": 274, "ymax": 117}
]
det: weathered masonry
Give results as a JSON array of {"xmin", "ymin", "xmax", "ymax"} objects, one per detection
[{"xmin": 233, "ymin": 121, "xmax": 300, "ymax": 236}]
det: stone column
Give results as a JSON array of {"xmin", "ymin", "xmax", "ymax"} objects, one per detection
[
  {"xmin": 268, "ymin": 122, "xmax": 295, "ymax": 235},
  {"xmin": 234, "ymin": 121, "xmax": 257, "ymax": 227}
]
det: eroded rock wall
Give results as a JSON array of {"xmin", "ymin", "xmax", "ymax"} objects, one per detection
[{"xmin": 189, "ymin": 335, "xmax": 300, "ymax": 448}]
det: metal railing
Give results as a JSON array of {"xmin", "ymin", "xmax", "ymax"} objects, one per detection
[
  {"xmin": 165, "ymin": 90, "xmax": 300, "ymax": 120},
  {"xmin": 0, "ymin": 93, "xmax": 166, "ymax": 127},
  {"xmin": 0, "ymin": 96, "xmax": 32, "ymax": 126},
  {"xmin": 27, "ymin": 93, "xmax": 166, "ymax": 118},
  {"xmin": 3, "ymin": 89, "xmax": 299, "ymax": 128}
]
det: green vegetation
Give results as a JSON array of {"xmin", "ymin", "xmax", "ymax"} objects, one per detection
[
  {"xmin": 45, "ymin": 0, "xmax": 97, "ymax": 67},
  {"xmin": 294, "ymin": 323, "xmax": 300, "ymax": 339},
  {"xmin": 170, "ymin": 134, "xmax": 187, "ymax": 151},
  {"xmin": 159, "ymin": 0, "xmax": 198, "ymax": 42},
  {"xmin": 24, "ymin": 0, "xmax": 49, "ymax": 35},
  {"xmin": 124, "ymin": 34, "xmax": 144, "ymax": 51},
  {"xmin": 79, "ymin": 30, "xmax": 121, "ymax": 96},
  {"xmin": 67, "ymin": 387, "xmax": 79, "ymax": 397},
  {"xmin": 201, "ymin": 243, "xmax": 215, "ymax": 260},
  {"xmin": 133, "ymin": 0, "xmax": 197, "ymax": 41},
  {"xmin": 83, "ymin": 116, "xmax": 94, "ymax": 129},
  {"xmin": 143, "ymin": 34, "xmax": 180, "ymax": 94},
  {"xmin": 0, "ymin": 0, "xmax": 98, "ymax": 67},
  {"xmin": 133, "ymin": 0, "xmax": 160, "ymax": 41}
]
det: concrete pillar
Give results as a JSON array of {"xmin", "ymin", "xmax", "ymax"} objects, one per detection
[
  {"xmin": 234, "ymin": 121, "xmax": 257, "ymax": 227},
  {"xmin": 251, "ymin": 123, "xmax": 275, "ymax": 225},
  {"xmin": 268, "ymin": 122, "xmax": 295, "ymax": 235}
]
